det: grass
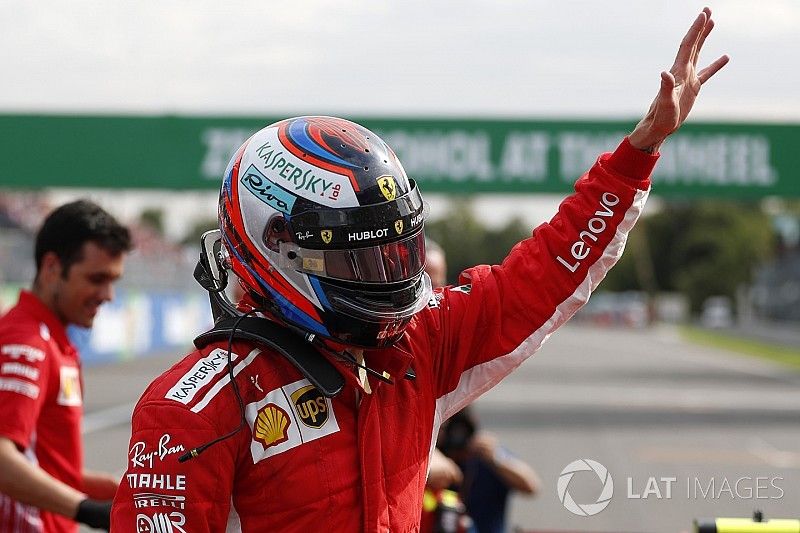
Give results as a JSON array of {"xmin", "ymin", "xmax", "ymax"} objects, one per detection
[{"xmin": 680, "ymin": 326, "xmax": 800, "ymax": 370}]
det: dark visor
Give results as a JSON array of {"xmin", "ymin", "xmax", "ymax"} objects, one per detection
[{"xmin": 279, "ymin": 230, "xmax": 426, "ymax": 283}]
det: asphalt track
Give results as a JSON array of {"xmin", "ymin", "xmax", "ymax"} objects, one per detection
[{"xmin": 81, "ymin": 324, "xmax": 800, "ymax": 533}]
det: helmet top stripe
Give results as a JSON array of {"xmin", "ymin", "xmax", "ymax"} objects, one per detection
[{"xmin": 287, "ymin": 119, "xmax": 356, "ymax": 169}]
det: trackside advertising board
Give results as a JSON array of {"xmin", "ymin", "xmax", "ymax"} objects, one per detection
[{"xmin": 0, "ymin": 115, "xmax": 797, "ymax": 198}]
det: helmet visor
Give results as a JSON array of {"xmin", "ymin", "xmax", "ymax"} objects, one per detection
[
  {"xmin": 280, "ymin": 230, "xmax": 426, "ymax": 283},
  {"xmin": 321, "ymin": 271, "xmax": 432, "ymax": 322},
  {"xmin": 285, "ymin": 180, "xmax": 426, "ymax": 250}
]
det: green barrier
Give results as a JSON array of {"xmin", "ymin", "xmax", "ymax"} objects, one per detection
[{"xmin": 1, "ymin": 114, "xmax": 798, "ymax": 198}]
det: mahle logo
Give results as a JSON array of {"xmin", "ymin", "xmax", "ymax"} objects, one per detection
[{"xmin": 557, "ymin": 459, "xmax": 613, "ymax": 517}]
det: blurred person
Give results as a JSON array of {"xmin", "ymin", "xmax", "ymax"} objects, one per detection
[
  {"xmin": 0, "ymin": 200, "xmax": 132, "ymax": 532},
  {"xmin": 422, "ymin": 240, "xmax": 473, "ymax": 533},
  {"xmin": 438, "ymin": 408, "xmax": 539, "ymax": 533},
  {"xmin": 112, "ymin": 10, "xmax": 728, "ymax": 532},
  {"xmin": 425, "ymin": 238, "xmax": 448, "ymax": 289}
]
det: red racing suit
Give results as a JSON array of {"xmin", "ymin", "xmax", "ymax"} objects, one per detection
[
  {"xmin": 0, "ymin": 291, "xmax": 84, "ymax": 533},
  {"xmin": 111, "ymin": 138, "xmax": 656, "ymax": 532}
]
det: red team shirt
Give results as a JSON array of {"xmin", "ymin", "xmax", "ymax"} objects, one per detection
[
  {"xmin": 111, "ymin": 139, "xmax": 657, "ymax": 532},
  {"xmin": 0, "ymin": 291, "xmax": 84, "ymax": 533}
]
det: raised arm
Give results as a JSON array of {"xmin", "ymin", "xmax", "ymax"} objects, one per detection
[{"xmin": 425, "ymin": 8, "xmax": 729, "ymax": 419}]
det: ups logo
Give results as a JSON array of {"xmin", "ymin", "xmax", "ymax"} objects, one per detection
[{"xmin": 290, "ymin": 385, "xmax": 328, "ymax": 428}]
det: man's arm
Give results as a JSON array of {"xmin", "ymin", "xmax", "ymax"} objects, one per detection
[
  {"xmin": 425, "ymin": 8, "xmax": 729, "ymax": 418},
  {"xmin": 427, "ymin": 448, "xmax": 463, "ymax": 491},
  {"xmin": 470, "ymin": 433, "xmax": 539, "ymax": 495},
  {"xmin": 111, "ymin": 402, "xmax": 236, "ymax": 532},
  {"xmin": 83, "ymin": 470, "xmax": 120, "ymax": 501},
  {"xmin": 0, "ymin": 438, "xmax": 113, "ymax": 529},
  {"xmin": 0, "ymin": 436, "xmax": 85, "ymax": 518}
]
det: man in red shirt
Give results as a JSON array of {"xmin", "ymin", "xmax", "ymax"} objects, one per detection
[
  {"xmin": 111, "ymin": 8, "xmax": 728, "ymax": 532},
  {"xmin": 0, "ymin": 200, "xmax": 132, "ymax": 532}
]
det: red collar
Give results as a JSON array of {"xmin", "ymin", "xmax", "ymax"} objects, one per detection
[{"xmin": 17, "ymin": 290, "xmax": 75, "ymax": 353}]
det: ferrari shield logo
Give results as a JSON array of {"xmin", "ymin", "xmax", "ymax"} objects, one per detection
[
  {"xmin": 321, "ymin": 230, "xmax": 333, "ymax": 244},
  {"xmin": 377, "ymin": 176, "xmax": 397, "ymax": 201},
  {"xmin": 394, "ymin": 220, "xmax": 403, "ymax": 235}
]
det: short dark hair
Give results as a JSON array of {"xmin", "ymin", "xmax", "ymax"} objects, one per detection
[
  {"xmin": 35, "ymin": 200, "xmax": 133, "ymax": 277},
  {"xmin": 437, "ymin": 407, "xmax": 477, "ymax": 456}
]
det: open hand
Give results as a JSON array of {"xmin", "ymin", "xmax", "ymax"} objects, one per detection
[{"xmin": 629, "ymin": 7, "xmax": 729, "ymax": 153}]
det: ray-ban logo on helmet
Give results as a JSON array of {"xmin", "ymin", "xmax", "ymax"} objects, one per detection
[
  {"xmin": 394, "ymin": 220, "xmax": 403, "ymax": 235},
  {"xmin": 321, "ymin": 230, "xmax": 333, "ymax": 244},
  {"xmin": 557, "ymin": 459, "xmax": 613, "ymax": 517},
  {"xmin": 377, "ymin": 176, "xmax": 397, "ymax": 201}
]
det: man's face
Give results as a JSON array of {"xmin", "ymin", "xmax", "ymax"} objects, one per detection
[{"xmin": 49, "ymin": 241, "xmax": 126, "ymax": 328}]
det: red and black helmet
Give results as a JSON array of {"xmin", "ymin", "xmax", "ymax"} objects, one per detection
[{"xmin": 218, "ymin": 116, "xmax": 430, "ymax": 348}]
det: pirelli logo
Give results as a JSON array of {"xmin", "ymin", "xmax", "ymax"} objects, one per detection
[{"xmin": 133, "ymin": 493, "xmax": 186, "ymax": 510}]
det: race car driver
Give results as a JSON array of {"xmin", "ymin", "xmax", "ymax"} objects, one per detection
[{"xmin": 111, "ymin": 9, "xmax": 728, "ymax": 532}]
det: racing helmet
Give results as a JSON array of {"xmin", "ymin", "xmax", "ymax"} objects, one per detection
[{"xmin": 218, "ymin": 116, "xmax": 431, "ymax": 348}]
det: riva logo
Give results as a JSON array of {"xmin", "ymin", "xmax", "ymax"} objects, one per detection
[{"xmin": 556, "ymin": 192, "xmax": 620, "ymax": 273}]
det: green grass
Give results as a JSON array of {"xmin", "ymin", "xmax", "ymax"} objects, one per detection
[{"xmin": 681, "ymin": 326, "xmax": 800, "ymax": 370}]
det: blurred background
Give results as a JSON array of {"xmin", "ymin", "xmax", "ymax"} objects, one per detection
[{"xmin": 1, "ymin": 1, "xmax": 798, "ymax": 531}]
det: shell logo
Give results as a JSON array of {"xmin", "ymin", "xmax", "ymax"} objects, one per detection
[{"xmin": 253, "ymin": 404, "xmax": 290, "ymax": 449}]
